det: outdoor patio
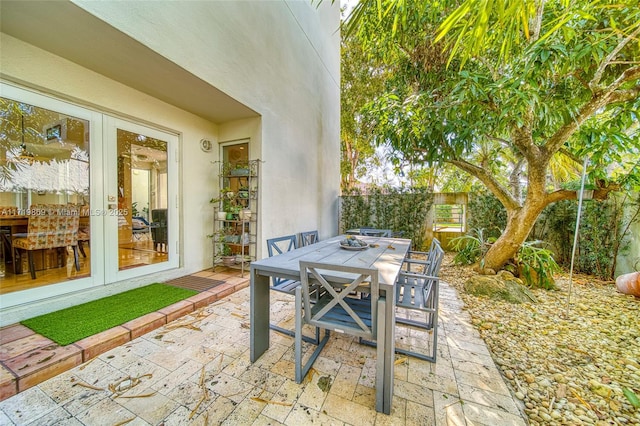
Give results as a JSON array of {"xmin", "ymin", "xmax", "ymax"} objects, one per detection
[{"xmin": 0, "ymin": 275, "xmax": 526, "ymax": 425}]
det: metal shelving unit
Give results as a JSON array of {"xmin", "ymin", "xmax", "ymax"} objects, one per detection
[{"xmin": 212, "ymin": 159, "xmax": 259, "ymax": 276}]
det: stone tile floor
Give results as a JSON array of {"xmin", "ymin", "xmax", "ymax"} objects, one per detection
[{"xmin": 0, "ymin": 277, "xmax": 527, "ymax": 425}]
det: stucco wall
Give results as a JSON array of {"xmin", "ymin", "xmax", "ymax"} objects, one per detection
[
  {"xmin": 0, "ymin": 1, "xmax": 340, "ymax": 323},
  {"xmin": 75, "ymin": 0, "xmax": 342, "ymax": 250}
]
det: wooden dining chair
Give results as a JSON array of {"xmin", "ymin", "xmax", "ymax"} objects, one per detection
[
  {"xmin": 12, "ymin": 204, "xmax": 81, "ymax": 279},
  {"xmin": 266, "ymin": 235, "xmax": 321, "ymax": 344},
  {"xmin": 295, "ymin": 261, "xmax": 379, "ymax": 383},
  {"xmin": 299, "ymin": 230, "xmax": 319, "ymax": 247},
  {"xmin": 76, "ymin": 205, "xmax": 90, "ymax": 258},
  {"xmin": 266, "ymin": 235, "xmax": 299, "ymax": 293},
  {"xmin": 393, "ymin": 272, "xmax": 440, "ymax": 362}
]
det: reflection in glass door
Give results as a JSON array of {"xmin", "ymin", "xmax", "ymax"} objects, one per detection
[
  {"xmin": 0, "ymin": 96, "xmax": 91, "ymax": 295},
  {"xmin": 116, "ymin": 129, "xmax": 169, "ymax": 271}
]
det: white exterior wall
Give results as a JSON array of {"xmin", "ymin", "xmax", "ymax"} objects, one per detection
[
  {"xmin": 76, "ymin": 0, "xmax": 342, "ymax": 250},
  {"xmin": 0, "ymin": 0, "xmax": 340, "ymax": 324}
]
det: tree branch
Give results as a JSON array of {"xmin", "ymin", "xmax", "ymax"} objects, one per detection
[
  {"xmin": 530, "ymin": 0, "xmax": 546, "ymax": 43},
  {"xmin": 545, "ymin": 189, "xmax": 577, "ymax": 204},
  {"xmin": 590, "ymin": 26, "xmax": 640, "ymax": 89},
  {"xmin": 544, "ymin": 66, "xmax": 640, "ymax": 159},
  {"xmin": 448, "ymin": 158, "xmax": 521, "ymax": 210},
  {"xmin": 608, "ymin": 86, "xmax": 640, "ymax": 104}
]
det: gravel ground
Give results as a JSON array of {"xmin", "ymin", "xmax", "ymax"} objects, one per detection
[{"xmin": 439, "ymin": 254, "xmax": 640, "ymax": 425}]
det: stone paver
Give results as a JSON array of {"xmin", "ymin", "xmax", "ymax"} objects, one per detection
[{"xmin": 0, "ymin": 281, "xmax": 527, "ymax": 425}]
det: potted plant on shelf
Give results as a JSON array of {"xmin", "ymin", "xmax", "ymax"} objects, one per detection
[
  {"xmin": 215, "ymin": 231, "xmax": 236, "ymax": 266},
  {"xmin": 220, "ymin": 243, "xmax": 235, "ymax": 266},
  {"xmin": 230, "ymin": 162, "xmax": 250, "ymax": 176},
  {"xmin": 240, "ymin": 208, "xmax": 252, "ymax": 221},
  {"xmin": 211, "ymin": 187, "xmax": 236, "ymax": 220}
]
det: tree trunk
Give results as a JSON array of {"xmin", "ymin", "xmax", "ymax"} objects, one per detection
[{"xmin": 482, "ymin": 201, "xmax": 546, "ymax": 272}]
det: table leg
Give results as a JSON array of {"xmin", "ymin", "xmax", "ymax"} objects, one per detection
[
  {"xmin": 375, "ymin": 297, "xmax": 386, "ymax": 413},
  {"xmin": 250, "ymin": 266, "xmax": 270, "ymax": 362},
  {"xmin": 383, "ymin": 290, "xmax": 395, "ymax": 414},
  {"xmin": 375, "ymin": 291, "xmax": 395, "ymax": 414}
]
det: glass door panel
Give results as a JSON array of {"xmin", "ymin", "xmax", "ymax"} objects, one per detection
[
  {"xmin": 116, "ymin": 128, "xmax": 169, "ymax": 270},
  {"xmin": 105, "ymin": 118, "xmax": 178, "ymax": 281},
  {"xmin": 0, "ymin": 96, "xmax": 92, "ymax": 295}
]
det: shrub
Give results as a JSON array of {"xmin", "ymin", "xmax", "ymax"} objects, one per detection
[
  {"xmin": 514, "ymin": 240, "xmax": 561, "ymax": 289},
  {"xmin": 339, "ymin": 186, "xmax": 433, "ymax": 250},
  {"xmin": 450, "ymin": 228, "xmax": 494, "ymax": 266}
]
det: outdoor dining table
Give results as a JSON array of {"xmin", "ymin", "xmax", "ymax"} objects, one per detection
[{"xmin": 249, "ymin": 234, "xmax": 411, "ymax": 414}]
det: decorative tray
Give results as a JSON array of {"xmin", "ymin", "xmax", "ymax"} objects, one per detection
[
  {"xmin": 340, "ymin": 243, "xmax": 368, "ymax": 251},
  {"xmin": 339, "ymin": 236, "xmax": 369, "ymax": 250}
]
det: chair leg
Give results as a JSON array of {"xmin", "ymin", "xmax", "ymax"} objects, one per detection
[
  {"xmin": 294, "ymin": 287, "xmax": 330, "ymax": 383},
  {"xmin": 73, "ymin": 245, "xmax": 80, "ymax": 271},
  {"xmin": 78, "ymin": 240, "xmax": 87, "ymax": 258},
  {"xmin": 14, "ymin": 248, "xmax": 23, "ymax": 275},
  {"xmin": 295, "ymin": 287, "xmax": 303, "ymax": 383},
  {"xmin": 27, "ymin": 251, "xmax": 36, "ymax": 279}
]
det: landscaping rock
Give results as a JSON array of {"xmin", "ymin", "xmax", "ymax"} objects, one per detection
[
  {"xmin": 441, "ymin": 254, "xmax": 640, "ymax": 425},
  {"xmin": 463, "ymin": 270, "xmax": 537, "ymax": 303}
]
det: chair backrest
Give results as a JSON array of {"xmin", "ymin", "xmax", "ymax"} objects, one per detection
[
  {"xmin": 22, "ymin": 204, "xmax": 79, "ymax": 250},
  {"xmin": 360, "ymin": 228, "xmax": 392, "ymax": 237},
  {"xmin": 267, "ymin": 234, "xmax": 298, "ymax": 257},
  {"xmin": 299, "ymin": 261, "xmax": 379, "ymax": 339},
  {"xmin": 300, "ymin": 230, "xmax": 319, "ymax": 247},
  {"xmin": 426, "ymin": 239, "xmax": 445, "ymax": 276},
  {"xmin": 267, "ymin": 235, "xmax": 298, "ymax": 287},
  {"xmin": 152, "ymin": 209, "xmax": 167, "ymax": 226}
]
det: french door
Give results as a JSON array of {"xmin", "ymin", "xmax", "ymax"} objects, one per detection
[
  {"xmin": 103, "ymin": 117, "xmax": 178, "ymax": 282},
  {"xmin": 0, "ymin": 83, "xmax": 178, "ymax": 307}
]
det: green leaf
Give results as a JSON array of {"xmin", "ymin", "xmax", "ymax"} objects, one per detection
[{"xmin": 623, "ymin": 387, "xmax": 640, "ymax": 409}]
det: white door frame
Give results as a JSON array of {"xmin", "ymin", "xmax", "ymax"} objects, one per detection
[{"xmin": 103, "ymin": 117, "xmax": 179, "ymax": 283}]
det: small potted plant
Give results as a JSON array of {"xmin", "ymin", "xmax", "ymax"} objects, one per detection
[
  {"xmin": 211, "ymin": 187, "xmax": 233, "ymax": 220},
  {"xmin": 230, "ymin": 162, "xmax": 250, "ymax": 176},
  {"xmin": 215, "ymin": 231, "xmax": 235, "ymax": 266},
  {"xmin": 240, "ymin": 208, "xmax": 252, "ymax": 221},
  {"xmin": 220, "ymin": 243, "xmax": 235, "ymax": 266}
]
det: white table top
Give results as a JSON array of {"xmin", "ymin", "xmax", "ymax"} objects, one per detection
[{"xmin": 251, "ymin": 235, "xmax": 411, "ymax": 287}]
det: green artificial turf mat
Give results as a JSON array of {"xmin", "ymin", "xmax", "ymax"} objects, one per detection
[{"xmin": 21, "ymin": 283, "xmax": 198, "ymax": 346}]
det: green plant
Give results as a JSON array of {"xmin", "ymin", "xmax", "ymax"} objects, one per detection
[
  {"xmin": 220, "ymin": 161, "xmax": 251, "ymax": 176},
  {"xmin": 214, "ymin": 231, "xmax": 233, "ymax": 256},
  {"xmin": 514, "ymin": 241, "xmax": 560, "ymax": 289},
  {"xmin": 468, "ymin": 192, "xmax": 640, "ymax": 280},
  {"xmin": 339, "ymin": 186, "xmax": 433, "ymax": 250},
  {"xmin": 220, "ymin": 243, "xmax": 232, "ymax": 256},
  {"xmin": 210, "ymin": 187, "xmax": 236, "ymax": 212},
  {"xmin": 450, "ymin": 228, "xmax": 495, "ymax": 266},
  {"xmin": 467, "ymin": 192, "xmax": 507, "ymax": 240}
]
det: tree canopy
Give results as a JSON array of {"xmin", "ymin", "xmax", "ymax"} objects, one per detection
[{"xmin": 342, "ymin": 0, "xmax": 640, "ymax": 271}]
